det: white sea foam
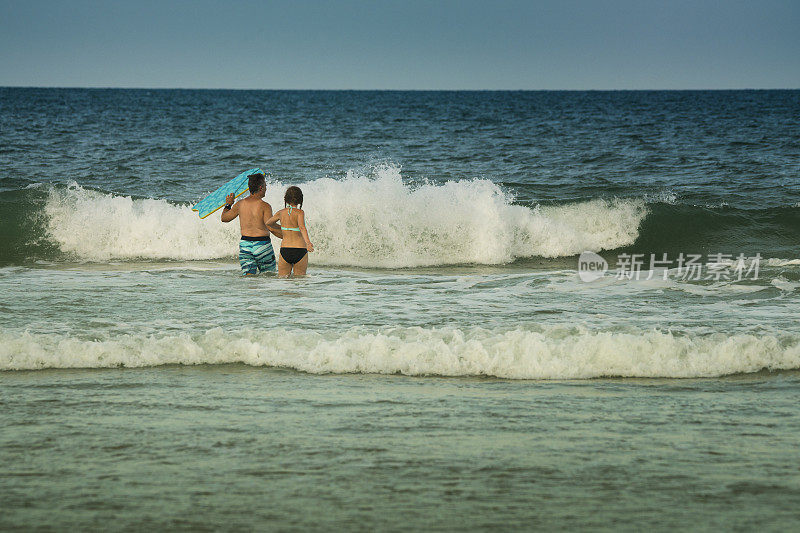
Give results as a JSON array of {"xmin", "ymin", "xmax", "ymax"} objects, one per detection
[
  {"xmin": 643, "ymin": 190, "xmax": 678, "ymax": 204},
  {"xmin": 2, "ymin": 325, "xmax": 799, "ymax": 378},
  {"xmin": 44, "ymin": 166, "xmax": 647, "ymax": 266},
  {"xmin": 45, "ymin": 181, "xmax": 240, "ymax": 261},
  {"xmin": 765, "ymin": 258, "xmax": 800, "ymax": 267},
  {"xmin": 771, "ymin": 277, "xmax": 800, "ymax": 292}
]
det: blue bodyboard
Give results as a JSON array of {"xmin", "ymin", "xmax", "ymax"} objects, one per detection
[{"xmin": 192, "ymin": 168, "xmax": 263, "ymax": 219}]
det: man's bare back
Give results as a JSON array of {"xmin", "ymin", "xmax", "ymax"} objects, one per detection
[
  {"xmin": 221, "ymin": 184, "xmax": 282, "ymax": 239},
  {"xmin": 220, "ymin": 173, "xmax": 283, "ymax": 275},
  {"xmin": 231, "ymin": 195, "xmax": 272, "ymax": 237}
]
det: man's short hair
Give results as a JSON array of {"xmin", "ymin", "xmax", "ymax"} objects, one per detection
[{"xmin": 248, "ymin": 173, "xmax": 266, "ymax": 194}]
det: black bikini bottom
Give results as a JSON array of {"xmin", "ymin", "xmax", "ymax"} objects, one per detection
[{"xmin": 280, "ymin": 247, "xmax": 308, "ymax": 265}]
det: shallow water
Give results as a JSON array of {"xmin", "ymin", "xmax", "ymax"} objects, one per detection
[
  {"xmin": 2, "ymin": 262, "xmax": 799, "ymax": 377},
  {"xmin": 3, "ymin": 366, "xmax": 800, "ymax": 530}
]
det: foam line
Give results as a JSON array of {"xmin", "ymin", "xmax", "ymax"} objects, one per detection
[{"xmin": 3, "ymin": 325, "xmax": 799, "ymax": 378}]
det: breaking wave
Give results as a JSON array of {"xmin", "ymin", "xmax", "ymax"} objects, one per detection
[
  {"xmin": 6, "ymin": 164, "xmax": 798, "ymax": 268},
  {"xmin": 3, "ymin": 325, "xmax": 799, "ymax": 378},
  {"xmin": 33, "ymin": 165, "xmax": 646, "ymax": 266}
]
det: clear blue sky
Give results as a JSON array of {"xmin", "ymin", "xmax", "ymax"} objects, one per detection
[{"xmin": 1, "ymin": 0, "xmax": 798, "ymax": 89}]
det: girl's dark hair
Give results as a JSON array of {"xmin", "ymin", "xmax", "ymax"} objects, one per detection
[{"xmin": 284, "ymin": 186, "xmax": 303, "ymax": 208}]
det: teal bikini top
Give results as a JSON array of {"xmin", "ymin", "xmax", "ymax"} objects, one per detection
[{"xmin": 282, "ymin": 206, "xmax": 301, "ymax": 232}]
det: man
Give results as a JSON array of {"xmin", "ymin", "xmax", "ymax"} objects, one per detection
[{"xmin": 221, "ymin": 172, "xmax": 283, "ymax": 275}]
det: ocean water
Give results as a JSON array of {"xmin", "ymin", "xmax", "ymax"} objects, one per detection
[{"xmin": 1, "ymin": 88, "xmax": 800, "ymax": 529}]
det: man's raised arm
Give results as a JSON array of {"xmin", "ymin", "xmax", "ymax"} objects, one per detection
[{"xmin": 221, "ymin": 193, "xmax": 239, "ymax": 222}]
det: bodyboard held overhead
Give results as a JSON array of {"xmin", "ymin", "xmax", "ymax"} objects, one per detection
[{"xmin": 192, "ymin": 168, "xmax": 264, "ymax": 219}]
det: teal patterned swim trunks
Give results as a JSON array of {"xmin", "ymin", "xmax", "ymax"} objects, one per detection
[{"xmin": 238, "ymin": 238, "xmax": 276, "ymax": 275}]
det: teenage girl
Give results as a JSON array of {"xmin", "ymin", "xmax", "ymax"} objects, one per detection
[{"xmin": 266, "ymin": 186, "xmax": 314, "ymax": 277}]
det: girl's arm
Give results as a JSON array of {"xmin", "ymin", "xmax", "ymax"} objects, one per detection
[
  {"xmin": 298, "ymin": 210, "xmax": 314, "ymax": 252},
  {"xmin": 263, "ymin": 206, "xmax": 283, "ymax": 239},
  {"xmin": 265, "ymin": 209, "xmax": 282, "ymax": 226}
]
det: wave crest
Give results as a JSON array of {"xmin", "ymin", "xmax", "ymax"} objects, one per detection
[
  {"xmin": 3, "ymin": 325, "xmax": 799, "ymax": 377},
  {"xmin": 42, "ymin": 166, "xmax": 646, "ymax": 266}
]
